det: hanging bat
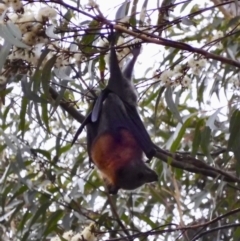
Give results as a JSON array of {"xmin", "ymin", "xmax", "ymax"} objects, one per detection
[{"xmin": 72, "ymin": 37, "xmax": 157, "ymax": 194}]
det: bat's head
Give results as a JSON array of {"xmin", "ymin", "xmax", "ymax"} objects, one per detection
[{"xmin": 115, "ymin": 160, "xmax": 158, "ymax": 192}]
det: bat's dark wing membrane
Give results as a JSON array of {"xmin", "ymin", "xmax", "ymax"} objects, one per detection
[
  {"xmin": 86, "ymin": 119, "xmax": 99, "ymax": 164},
  {"xmin": 71, "ymin": 89, "xmax": 109, "ymax": 146},
  {"xmin": 124, "ymin": 103, "xmax": 156, "ymax": 159},
  {"xmin": 91, "ymin": 89, "xmax": 109, "ymax": 123},
  {"xmin": 71, "ymin": 112, "xmax": 92, "ymax": 146},
  {"xmin": 101, "ymin": 93, "xmax": 156, "ymax": 159}
]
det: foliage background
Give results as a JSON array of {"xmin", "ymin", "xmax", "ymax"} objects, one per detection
[{"xmin": 1, "ymin": 0, "xmax": 240, "ymax": 240}]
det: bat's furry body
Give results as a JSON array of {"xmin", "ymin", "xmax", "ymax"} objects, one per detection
[{"xmin": 73, "ymin": 37, "xmax": 158, "ymax": 194}]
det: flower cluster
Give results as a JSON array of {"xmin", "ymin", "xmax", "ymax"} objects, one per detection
[
  {"xmin": 211, "ymin": 30, "xmax": 224, "ymax": 49},
  {"xmin": 0, "ymin": 1, "xmax": 59, "ymax": 83},
  {"xmin": 0, "ymin": 1, "xmax": 90, "ymax": 85},
  {"xmin": 155, "ymin": 57, "xmax": 206, "ymax": 88},
  {"xmin": 85, "ymin": 0, "xmax": 98, "ymax": 9},
  {"xmin": 157, "ymin": 65, "xmax": 191, "ymax": 88},
  {"xmin": 229, "ymin": 76, "xmax": 240, "ymax": 90},
  {"xmin": 3, "ymin": 0, "xmax": 23, "ymax": 12},
  {"xmin": 187, "ymin": 58, "xmax": 207, "ymax": 76},
  {"xmin": 50, "ymin": 223, "xmax": 97, "ymax": 241}
]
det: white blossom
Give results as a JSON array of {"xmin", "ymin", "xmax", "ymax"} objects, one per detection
[
  {"xmin": 22, "ymin": 32, "xmax": 36, "ymax": 45},
  {"xmin": 71, "ymin": 233, "xmax": 83, "ymax": 241},
  {"xmin": 163, "ymin": 79, "xmax": 172, "ymax": 86},
  {"xmin": 233, "ymin": 78, "xmax": 240, "ymax": 87},
  {"xmin": 50, "ymin": 237, "xmax": 61, "ymax": 241},
  {"xmin": 86, "ymin": 0, "xmax": 98, "ymax": 8},
  {"xmin": 172, "ymin": 72, "xmax": 182, "ymax": 82},
  {"xmin": 187, "ymin": 57, "xmax": 206, "ymax": 76},
  {"xmin": 32, "ymin": 23, "xmax": 43, "ymax": 33},
  {"xmin": 211, "ymin": 31, "xmax": 224, "ymax": 49},
  {"xmin": 7, "ymin": 13, "xmax": 19, "ymax": 23},
  {"xmin": 188, "ymin": 58, "xmax": 196, "ymax": 68},
  {"xmin": 16, "ymin": 14, "xmax": 35, "ymax": 33},
  {"xmin": 77, "ymin": 222, "xmax": 97, "ymax": 241},
  {"xmin": 173, "ymin": 65, "xmax": 182, "ymax": 73},
  {"xmin": 0, "ymin": 3, "xmax": 7, "ymax": 14},
  {"xmin": 37, "ymin": 6, "xmax": 57, "ymax": 22},
  {"xmin": 55, "ymin": 55, "xmax": 69, "ymax": 68},
  {"xmin": 73, "ymin": 53, "xmax": 87, "ymax": 64},
  {"xmin": 11, "ymin": 0, "xmax": 23, "ymax": 12},
  {"xmin": 230, "ymin": 76, "xmax": 240, "ymax": 88},
  {"xmin": 216, "ymin": 42, "xmax": 223, "ymax": 49},
  {"xmin": 198, "ymin": 58, "xmax": 207, "ymax": 68},
  {"xmin": 181, "ymin": 76, "xmax": 191, "ymax": 87},
  {"xmin": 98, "ymin": 38, "xmax": 109, "ymax": 48},
  {"xmin": 63, "ymin": 230, "xmax": 74, "ymax": 241},
  {"xmin": 2, "ymin": 0, "xmax": 10, "ymax": 6},
  {"xmin": 160, "ymin": 70, "xmax": 174, "ymax": 83},
  {"xmin": 215, "ymin": 30, "xmax": 224, "ymax": 39},
  {"xmin": 36, "ymin": 36, "xmax": 49, "ymax": 44}
]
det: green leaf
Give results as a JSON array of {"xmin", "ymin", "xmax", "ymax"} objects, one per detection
[
  {"xmin": 228, "ymin": 110, "xmax": 240, "ymax": 149},
  {"xmin": 228, "ymin": 110, "xmax": 240, "ymax": 167},
  {"xmin": 115, "ymin": 0, "xmax": 129, "ymax": 20},
  {"xmin": 41, "ymin": 55, "xmax": 57, "ymax": 96},
  {"xmin": 31, "ymin": 148, "xmax": 51, "ymax": 161},
  {"xmin": 43, "ymin": 210, "xmax": 64, "ymax": 237},
  {"xmin": 99, "ymin": 54, "xmax": 105, "ymax": 72},
  {"xmin": 0, "ymin": 40, "xmax": 11, "ymax": 72},
  {"xmin": 165, "ymin": 87, "xmax": 182, "ymax": 123},
  {"xmin": 192, "ymin": 118, "xmax": 204, "ymax": 156},
  {"xmin": 41, "ymin": 101, "xmax": 50, "ymax": 132},
  {"xmin": 59, "ymin": 144, "xmax": 71, "ymax": 156},
  {"xmin": 29, "ymin": 201, "xmax": 51, "ymax": 229},
  {"xmin": 55, "ymin": 132, "xmax": 62, "ymax": 158},
  {"xmin": 154, "ymin": 86, "xmax": 165, "ymax": 121},
  {"xmin": 80, "ymin": 20, "xmax": 99, "ymax": 54},
  {"xmin": 200, "ymin": 126, "xmax": 211, "ymax": 155},
  {"xmin": 18, "ymin": 97, "xmax": 28, "ymax": 138},
  {"xmin": 206, "ymin": 107, "xmax": 222, "ymax": 131},
  {"xmin": 170, "ymin": 114, "xmax": 196, "ymax": 152}
]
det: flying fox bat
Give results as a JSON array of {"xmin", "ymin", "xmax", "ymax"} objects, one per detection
[{"xmin": 72, "ymin": 37, "xmax": 157, "ymax": 194}]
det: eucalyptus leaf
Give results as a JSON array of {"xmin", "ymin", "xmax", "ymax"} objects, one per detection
[
  {"xmin": 165, "ymin": 87, "xmax": 182, "ymax": 123},
  {"xmin": 45, "ymin": 25, "xmax": 59, "ymax": 39},
  {"xmin": 0, "ymin": 24, "xmax": 30, "ymax": 48},
  {"xmin": 115, "ymin": 0, "xmax": 129, "ymax": 20},
  {"xmin": 6, "ymin": 21, "xmax": 22, "ymax": 39},
  {"xmin": 0, "ymin": 40, "xmax": 11, "ymax": 72},
  {"xmin": 206, "ymin": 107, "xmax": 222, "ymax": 131}
]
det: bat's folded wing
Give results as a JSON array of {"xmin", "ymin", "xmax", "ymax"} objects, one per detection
[{"xmin": 102, "ymin": 93, "xmax": 156, "ymax": 159}]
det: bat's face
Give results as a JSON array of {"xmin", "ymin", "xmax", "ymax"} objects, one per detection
[{"xmin": 116, "ymin": 161, "xmax": 158, "ymax": 191}]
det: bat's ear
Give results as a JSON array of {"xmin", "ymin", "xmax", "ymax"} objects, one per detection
[
  {"xmin": 122, "ymin": 42, "xmax": 141, "ymax": 80},
  {"xmin": 140, "ymin": 165, "xmax": 158, "ymax": 183}
]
